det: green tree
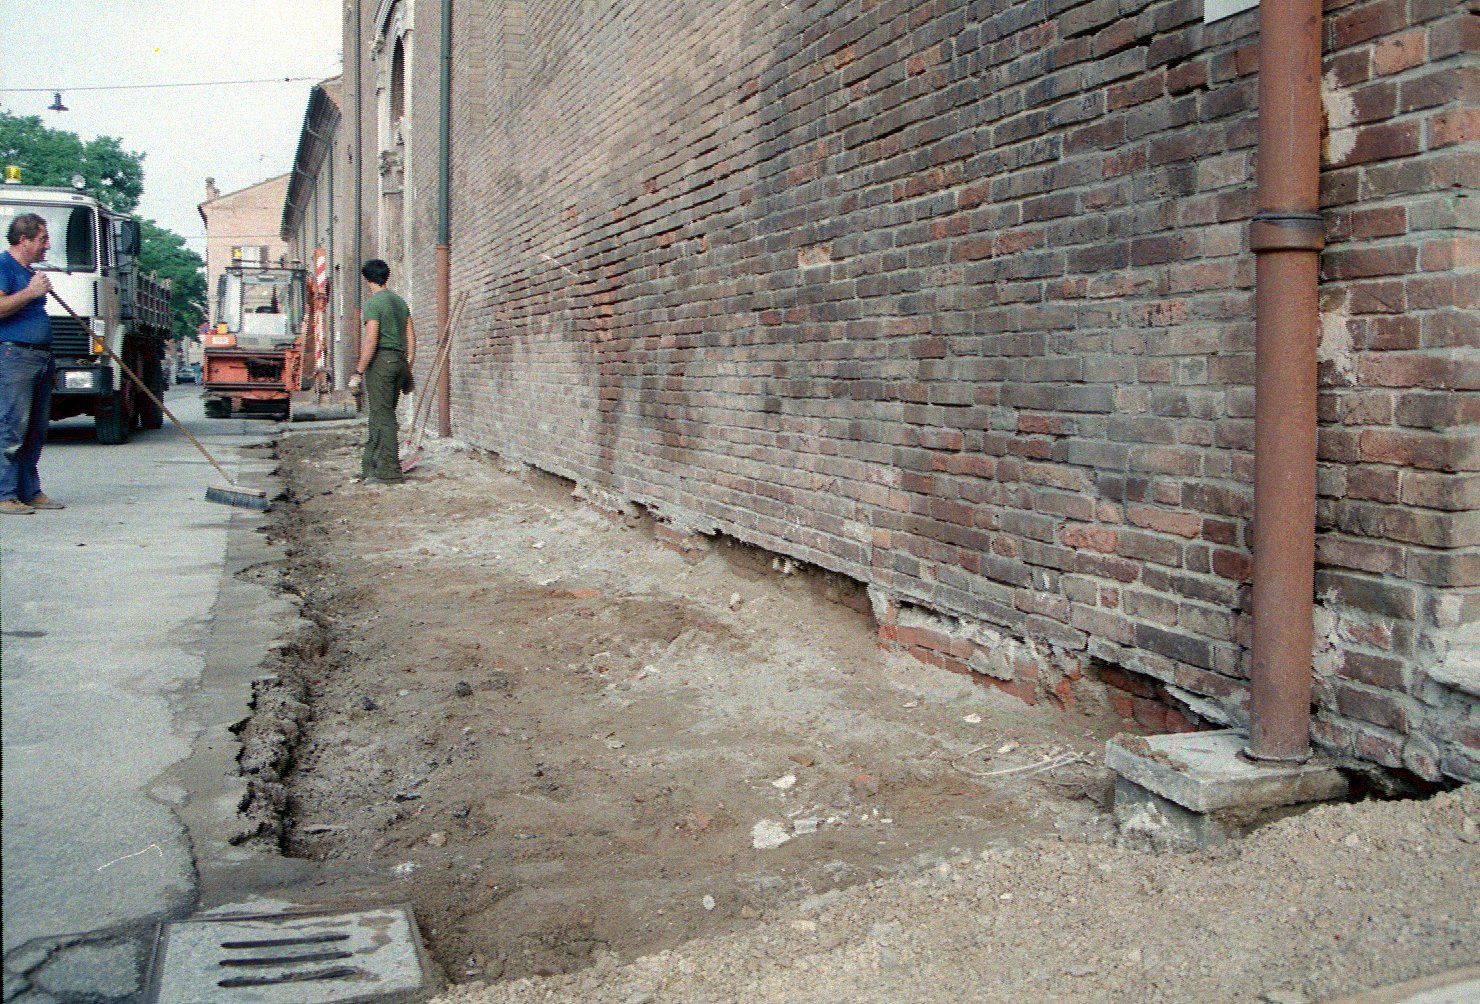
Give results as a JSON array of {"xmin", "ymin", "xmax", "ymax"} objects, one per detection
[
  {"xmin": 1, "ymin": 112, "xmax": 203, "ymax": 340},
  {"xmin": 138, "ymin": 219, "xmax": 206, "ymax": 343},
  {"xmin": 0, "ymin": 111, "xmax": 145, "ymax": 214}
]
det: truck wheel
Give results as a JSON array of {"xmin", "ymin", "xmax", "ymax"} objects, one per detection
[
  {"xmin": 137, "ymin": 353, "xmax": 165, "ymax": 430},
  {"xmin": 204, "ymin": 398, "xmax": 230, "ymax": 419},
  {"xmin": 95, "ymin": 386, "xmax": 134, "ymax": 445}
]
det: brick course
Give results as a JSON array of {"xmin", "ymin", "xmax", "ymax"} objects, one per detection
[{"xmin": 365, "ymin": 0, "xmax": 1477, "ymax": 782}]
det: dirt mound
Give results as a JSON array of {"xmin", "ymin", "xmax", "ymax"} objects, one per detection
[{"xmin": 432, "ymin": 786, "xmax": 1480, "ymax": 1004}]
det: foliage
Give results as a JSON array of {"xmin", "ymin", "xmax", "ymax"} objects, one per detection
[
  {"xmin": 1, "ymin": 113, "xmax": 204, "ymax": 339},
  {"xmin": 138, "ymin": 219, "xmax": 207, "ymax": 342},
  {"xmin": 0, "ymin": 111, "xmax": 145, "ymax": 214}
]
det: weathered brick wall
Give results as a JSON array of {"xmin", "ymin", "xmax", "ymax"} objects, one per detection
[{"xmin": 435, "ymin": 0, "xmax": 1476, "ymax": 781}]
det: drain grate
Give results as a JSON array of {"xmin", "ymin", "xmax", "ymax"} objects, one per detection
[{"xmin": 146, "ymin": 904, "xmax": 434, "ymax": 1003}]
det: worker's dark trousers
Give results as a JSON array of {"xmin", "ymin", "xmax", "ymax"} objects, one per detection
[{"xmin": 362, "ymin": 349, "xmax": 408, "ymax": 482}]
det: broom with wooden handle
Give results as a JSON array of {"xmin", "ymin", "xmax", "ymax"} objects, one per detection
[
  {"xmin": 40, "ymin": 279, "xmax": 269, "ymax": 510},
  {"xmin": 399, "ymin": 288, "xmax": 467, "ymax": 473}
]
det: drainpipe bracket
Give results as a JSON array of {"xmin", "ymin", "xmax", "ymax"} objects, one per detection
[{"xmin": 1250, "ymin": 211, "xmax": 1325, "ymax": 252}]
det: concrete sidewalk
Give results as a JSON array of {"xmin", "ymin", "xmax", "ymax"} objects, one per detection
[{"xmin": 1, "ymin": 390, "xmax": 290, "ymax": 1003}]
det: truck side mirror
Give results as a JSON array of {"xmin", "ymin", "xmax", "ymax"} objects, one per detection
[{"xmin": 117, "ymin": 219, "xmax": 142, "ymax": 257}]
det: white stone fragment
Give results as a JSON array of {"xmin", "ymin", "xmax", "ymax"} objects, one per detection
[{"xmin": 751, "ymin": 820, "xmax": 792, "ymax": 850}]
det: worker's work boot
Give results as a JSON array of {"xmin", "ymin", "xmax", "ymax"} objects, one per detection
[
  {"xmin": 24, "ymin": 493, "xmax": 64, "ymax": 510},
  {"xmin": 0, "ymin": 499, "xmax": 36, "ymax": 515}
]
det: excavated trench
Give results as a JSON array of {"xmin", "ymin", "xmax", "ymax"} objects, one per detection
[{"xmin": 228, "ymin": 428, "xmax": 1144, "ymax": 984}]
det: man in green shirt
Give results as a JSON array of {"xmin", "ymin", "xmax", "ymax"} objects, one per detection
[{"xmin": 348, "ymin": 259, "xmax": 416, "ymax": 483}]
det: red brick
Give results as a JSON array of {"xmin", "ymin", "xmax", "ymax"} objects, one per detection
[
  {"xmin": 1328, "ymin": 120, "xmax": 1422, "ymax": 167},
  {"xmin": 1061, "ymin": 524, "xmax": 1119, "ymax": 553},
  {"xmin": 1212, "ymin": 549, "xmax": 1253, "ymax": 583},
  {"xmin": 1338, "ymin": 651, "xmax": 1407, "ymax": 690},
  {"xmin": 1330, "ymin": 0, "xmax": 1408, "ymax": 48},
  {"xmin": 1097, "ymin": 664, "xmax": 1160, "ymax": 699},
  {"xmin": 1361, "ymin": 429, "xmax": 1480, "ymax": 471},
  {"xmin": 1126, "ymin": 505, "xmax": 1203, "ymax": 539},
  {"xmin": 1333, "ymin": 681, "xmax": 1411, "ymax": 731},
  {"xmin": 1373, "ymin": 29, "xmax": 1428, "ymax": 76},
  {"xmin": 1425, "ymin": 106, "xmax": 1479, "ymax": 149}
]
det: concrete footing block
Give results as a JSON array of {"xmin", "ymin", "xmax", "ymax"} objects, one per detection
[{"xmin": 1107, "ymin": 729, "xmax": 1348, "ymax": 850}]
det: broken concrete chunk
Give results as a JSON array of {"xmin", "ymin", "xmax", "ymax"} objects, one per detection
[{"xmin": 751, "ymin": 820, "xmax": 791, "ymax": 850}]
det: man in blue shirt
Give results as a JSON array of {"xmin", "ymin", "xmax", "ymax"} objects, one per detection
[{"xmin": 0, "ymin": 213, "xmax": 65, "ymax": 514}]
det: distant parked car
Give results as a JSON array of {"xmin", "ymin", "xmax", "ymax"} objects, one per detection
[{"xmin": 176, "ymin": 362, "xmax": 197, "ymax": 384}]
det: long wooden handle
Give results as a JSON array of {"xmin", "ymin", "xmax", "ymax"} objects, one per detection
[
  {"xmin": 406, "ymin": 289, "xmax": 467, "ymax": 451},
  {"xmin": 409, "ymin": 295, "xmax": 465, "ymax": 453},
  {"xmin": 410, "ymin": 289, "xmax": 466, "ymax": 434},
  {"xmin": 43, "ymin": 283, "xmax": 239, "ymax": 487}
]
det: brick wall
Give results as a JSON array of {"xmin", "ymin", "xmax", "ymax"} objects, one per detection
[
  {"xmin": 419, "ymin": 0, "xmax": 1476, "ymax": 781},
  {"xmin": 199, "ymin": 174, "xmax": 291, "ymax": 324}
]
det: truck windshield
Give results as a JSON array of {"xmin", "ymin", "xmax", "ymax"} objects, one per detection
[
  {"xmin": 220, "ymin": 270, "xmax": 304, "ymax": 346},
  {"xmin": 0, "ymin": 202, "xmax": 98, "ymax": 272}
]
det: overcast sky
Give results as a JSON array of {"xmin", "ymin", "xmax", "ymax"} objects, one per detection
[{"xmin": 0, "ymin": 0, "xmax": 342, "ymax": 247}]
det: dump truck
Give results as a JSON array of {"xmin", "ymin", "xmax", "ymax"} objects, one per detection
[
  {"xmin": 202, "ymin": 263, "xmax": 308, "ymax": 419},
  {"xmin": 0, "ymin": 171, "xmax": 173, "ymax": 444}
]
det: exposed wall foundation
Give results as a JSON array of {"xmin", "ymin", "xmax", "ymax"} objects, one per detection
[{"xmin": 1107, "ymin": 730, "xmax": 1348, "ymax": 850}]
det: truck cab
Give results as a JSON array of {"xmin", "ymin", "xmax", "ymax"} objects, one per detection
[{"xmin": 0, "ymin": 177, "xmax": 172, "ymax": 443}]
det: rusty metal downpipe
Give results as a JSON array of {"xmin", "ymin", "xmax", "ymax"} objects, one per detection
[{"xmin": 1247, "ymin": 0, "xmax": 1326, "ymax": 763}]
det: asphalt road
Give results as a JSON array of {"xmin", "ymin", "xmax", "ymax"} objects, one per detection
[{"xmin": 1, "ymin": 386, "xmax": 286, "ymax": 1001}]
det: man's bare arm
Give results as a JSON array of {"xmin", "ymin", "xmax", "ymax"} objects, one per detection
[
  {"xmin": 404, "ymin": 315, "xmax": 415, "ymax": 369},
  {"xmin": 356, "ymin": 319, "xmax": 379, "ymax": 374},
  {"xmin": 0, "ymin": 271, "xmax": 50, "ymax": 320}
]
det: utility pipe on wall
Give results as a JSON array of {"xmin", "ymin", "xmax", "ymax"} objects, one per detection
[
  {"xmin": 350, "ymin": 0, "xmax": 364, "ymax": 388},
  {"xmin": 436, "ymin": 0, "xmax": 453, "ymax": 438},
  {"xmin": 1247, "ymin": 0, "xmax": 1326, "ymax": 762}
]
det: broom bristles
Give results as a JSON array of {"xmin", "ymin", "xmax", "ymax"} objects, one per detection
[{"xmin": 205, "ymin": 483, "xmax": 271, "ymax": 510}]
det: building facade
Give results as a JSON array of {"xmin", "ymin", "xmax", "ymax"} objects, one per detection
[
  {"xmin": 197, "ymin": 174, "xmax": 293, "ymax": 325},
  {"xmin": 282, "ymin": 78, "xmax": 347, "ymax": 386},
  {"xmin": 341, "ymin": 0, "xmax": 1478, "ymax": 782}
]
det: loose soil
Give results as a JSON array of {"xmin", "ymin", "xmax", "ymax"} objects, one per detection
[
  {"xmin": 244, "ymin": 426, "xmax": 1478, "ymax": 1002},
  {"xmin": 249, "ymin": 428, "xmax": 1119, "ymax": 981}
]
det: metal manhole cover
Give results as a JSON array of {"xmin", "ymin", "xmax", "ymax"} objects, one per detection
[{"xmin": 146, "ymin": 904, "xmax": 434, "ymax": 1003}]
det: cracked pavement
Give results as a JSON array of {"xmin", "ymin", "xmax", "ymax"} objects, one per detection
[{"xmin": 1, "ymin": 390, "xmax": 288, "ymax": 1003}]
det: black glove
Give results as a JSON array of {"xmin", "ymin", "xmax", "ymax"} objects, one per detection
[{"xmin": 403, "ymin": 371, "xmax": 416, "ymax": 394}]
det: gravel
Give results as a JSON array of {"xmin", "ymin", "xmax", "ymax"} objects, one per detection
[{"xmin": 432, "ymin": 786, "xmax": 1479, "ymax": 1004}]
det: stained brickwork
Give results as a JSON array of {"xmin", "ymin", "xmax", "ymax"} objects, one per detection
[{"xmin": 371, "ymin": 0, "xmax": 1476, "ymax": 781}]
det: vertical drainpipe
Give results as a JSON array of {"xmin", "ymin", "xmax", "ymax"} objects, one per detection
[
  {"xmin": 350, "ymin": 0, "xmax": 364, "ymax": 388},
  {"xmin": 436, "ymin": 0, "xmax": 453, "ymax": 437},
  {"xmin": 1246, "ymin": 0, "xmax": 1326, "ymax": 762}
]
